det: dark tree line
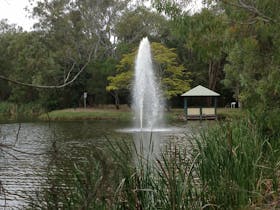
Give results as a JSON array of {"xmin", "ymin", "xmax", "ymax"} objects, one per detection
[{"xmin": 1, "ymin": 0, "xmax": 279, "ymax": 112}]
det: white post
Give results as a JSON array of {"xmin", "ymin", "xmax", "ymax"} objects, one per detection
[{"xmin": 83, "ymin": 92, "xmax": 87, "ymax": 109}]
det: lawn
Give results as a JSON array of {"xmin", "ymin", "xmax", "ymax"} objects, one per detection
[
  {"xmin": 39, "ymin": 107, "xmax": 243, "ymax": 122},
  {"xmin": 39, "ymin": 108, "xmax": 132, "ymax": 121}
]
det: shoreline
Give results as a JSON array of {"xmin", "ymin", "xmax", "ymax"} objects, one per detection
[{"xmin": 1, "ymin": 107, "xmax": 243, "ymax": 123}]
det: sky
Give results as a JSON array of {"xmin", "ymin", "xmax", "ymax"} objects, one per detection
[{"xmin": 0, "ymin": 0, "xmax": 36, "ymax": 30}]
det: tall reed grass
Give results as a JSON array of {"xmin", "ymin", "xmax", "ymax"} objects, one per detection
[
  {"xmin": 197, "ymin": 119, "xmax": 280, "ymax": 209},
  {"xmin": 28, "ymin": 117, "xmax": 280, "ymax": 209},
  {"xmin": 0, "ymin": 102, "xmax": 45, "ymax": 119}
]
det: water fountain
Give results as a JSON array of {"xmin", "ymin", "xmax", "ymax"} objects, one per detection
[
  {"xmin": 132, "ymin": 37, "xmax": 164, "ymax": 131},
  {"xmin": 118, "ymin": 37, "xmax": 181, "ymax": 158},
  {"xmin": 119, "ymin": 37, "xmax": 177, "ymax": 134}
]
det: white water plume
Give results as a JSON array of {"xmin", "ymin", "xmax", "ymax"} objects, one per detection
[{"xmin": 132, "ymin": 37, "xmax": 164, "ymax": 131}]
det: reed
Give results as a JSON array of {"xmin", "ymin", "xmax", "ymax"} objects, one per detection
[
  {"xmin": 196, "ymin": 119, "xmax": 280, "ymax": 209},
  {"xmin": 28, "ymin": 116, "xmax": 280, "ymax": 209}
]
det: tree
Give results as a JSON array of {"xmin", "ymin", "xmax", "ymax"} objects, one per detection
[
  {"xmin": 152, "ymin": 1, "xmax": 230, "ymax": 94},
  {"xmin": 0, "ymin": 0, "xmax": 134, "ymax": 108},
  {"xmin": 207, "ymin": 0, "xmax": 280, "ymax": 110},
  {"xmin": 184, "ymin": 9, "xmax": 228, "ymax": 91},
  {"xmin": 0, "ymin": 20, "xmax": 21, "ymax": 100},
  {"xmin": 107, "ymin": 42, "xmax": 191, "ymax": 108},
  {"xmin": 86, "ymin": 58, "xmax": 118, "ymax": 105},
  {"xmin": 115, "ymin": 7, "xmax": 170, "ymax": 45}
]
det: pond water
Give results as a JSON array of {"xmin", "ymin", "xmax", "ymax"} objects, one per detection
[{"xmin": 0, "ymin": 120, "xmax": 205, "ymax": 209}]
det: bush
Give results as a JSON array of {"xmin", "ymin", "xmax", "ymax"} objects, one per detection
[{"xmin": 0, "ymin": 102, "xmax": 45, "ymax": 118}]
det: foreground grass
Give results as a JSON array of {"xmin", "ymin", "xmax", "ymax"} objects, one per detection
[{"xmin": 28, "ymin": 115, "xmax": 280, "ymax": 209}]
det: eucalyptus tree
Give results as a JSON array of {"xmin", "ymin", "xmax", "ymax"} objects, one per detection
[
  {"xmin": 205, "ymin": 0, "xmax": 280, "ymax": 110},
  {"xmin": 152, "ymin": 0, "xmax": 229, "ymax": 93},
  {"xmin": 0, "ymin": 0, "xmax": 133, "ymax": 107},
  {"xmin": 0, "ymin": 20, "xmax": 23, "ymax": 101},
  {"xmin": 183, "ymin": 9, "xmax": 228, "ymax": 91},
  {"xmin": 115, "ymin": 7, "xmax": 170, "ymax": 48}
]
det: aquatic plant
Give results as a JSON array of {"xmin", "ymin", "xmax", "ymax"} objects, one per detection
[{"xmin": 27, "ymin": 117, "xmax": 280, "ymax": 209}]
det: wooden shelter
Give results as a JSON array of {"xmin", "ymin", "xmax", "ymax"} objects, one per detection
[{"xmin": 181, "ymin": 85, "xmax": 220, "ymax": 120}]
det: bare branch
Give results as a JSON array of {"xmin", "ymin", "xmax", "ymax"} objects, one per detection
[
  {"xmin": 0, "ymin": 46, "xmax": 94, "ymax": 89},
  {"xmin": 64, "ymin": 62, "xmax": 76, "ymax": 83},
  {"xmin": 221, "ymin": 0, "xmax": 276, "ymax": 23},
  {"xmin": 238, "ymin": 0, "xmax": 274, "ymax": 23}
]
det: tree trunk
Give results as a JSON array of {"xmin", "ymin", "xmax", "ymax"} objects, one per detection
[
  {"xmin": 114, "ymin": 92, "xmax": 120, "ymax": 110},
  {"xmin": 208, "ymin": 60, "xmax": 220, "ymax": 91},
  {"xmin": 208, "ymin": 60, "xmax": 222, "ymax": 106}
]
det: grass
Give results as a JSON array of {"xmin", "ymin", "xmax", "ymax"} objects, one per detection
[
  {"xmin": 29, "ymin": 136, "xmax": 201, "ymax": 209},
  {"xmin": 38, "ymin": 108, "xmax": 132, "ymax": 122},
  {"xmin": 0, "ymin": 102, "xmax": 45, "ymax": 121},
  {"xmin": 198, "ymin": 117, "xmax": 280, "ymax": 209},
  {"xmin": 217, "ymin": 108, "xmax": 245, "ymax": 119},
  {"xmin": 165, "ymin": 108, "xmax": 244, "ymax": 122},
  {"xmin": 38, "ymin": 107, "xmax": 243, "ymax": 122},
  {"xmin": 28, "ymin": 113, "xmax": 280, "ymax": 209},
  {"xmin": 0, "ymin": 101, "xmax": 244, "ymax": 122}
]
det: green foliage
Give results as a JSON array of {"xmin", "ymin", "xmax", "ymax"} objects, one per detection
[
  {"xmin": 197, "ymin": 118, "xmax": 280, "ymax": 209},
  {"xmin": 115, "ymin": 7, "xmax": 170, "ymax": 45},
  {"xmin": 30, "ymin": 137, "xmax": 200, "ymax": 209},
  {"xmin": 0, "ymin": 102, "xmax": 45, "ymax": 118},
  {"xmin": 215, "ymin": 0, "xmax": 280, "ymax": 110},
  {"xmin": 29, "ymin": 116, "xmax": 280, "ymax": 209},
  {"xmin": 39, "ymin": 108, "xmax": 132, "ymax": 121},
  {"xmin": 1, "ymin": 0, "xmax": 280, "ymax": 112},
  {"xmin": 107, "ymin": 42, "xmax": 191, "ymax": 100},
  {"xmin": 86, "ymin": 58, "xmax": 117, "ymax": 102}
]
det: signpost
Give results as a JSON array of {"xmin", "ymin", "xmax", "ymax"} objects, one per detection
[{"xmin": 83, "ymin": 92, "xmax": 87, "ymax": 109}]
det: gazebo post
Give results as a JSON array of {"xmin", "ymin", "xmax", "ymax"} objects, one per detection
[
  {"xmin": 184, "ymin": 97, "xmax": 188, "ymax": 121},
  {"xmin": 214, "ymin": 97, "xmax": 217, "ymax": 119}
]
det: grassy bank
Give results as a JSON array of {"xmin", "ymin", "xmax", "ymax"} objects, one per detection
[
  {"xmin": 39, "ymin": 108, "xmax": 133, "ymax": 121},
  {"xmin": 165, "ymin": 108, "xmax": 244, "ymax": 122},
  {"xmin": 0, "ymin": 102, "xmax": 45, "ymax": 121},
  {"xmin": 39, "ymin": 107, "xmax": 243, "ymax": 122},
  {"xmin": 217, "ymin": 107, "xmax": 245, "ymax": 119},
  {"xmin": 0, "ymin": 102, "xmax": 244, "ymax": 122}
]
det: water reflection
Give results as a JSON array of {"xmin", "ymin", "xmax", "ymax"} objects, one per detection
[
  {"xmin": 0, "ymin": 121, "xmax": 129, "ymax": 208},
  {"xmin": 0, "ymin": 123, "xmax": 51, "ymax": 209}
]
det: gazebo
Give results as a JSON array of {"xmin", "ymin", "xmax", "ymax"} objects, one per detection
[{"xmin": 181, "ymin": 85, "xmax": 220, "ymax": 120}]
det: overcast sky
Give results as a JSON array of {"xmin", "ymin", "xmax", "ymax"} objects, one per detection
[{"xmin": 0, "ymin": 0, "xmax": 36, "ymax": 30}]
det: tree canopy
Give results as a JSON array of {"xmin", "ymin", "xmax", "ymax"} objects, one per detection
[
  {"xmin": 107, "ymin": 42, "xmax": 191, "ymax": 102},
  {"xmin": 0, "ymin": 0, "xmax": 279, "ymax": 112}
]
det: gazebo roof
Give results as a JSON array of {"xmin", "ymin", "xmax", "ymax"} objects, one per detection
[{"xmin": 181, "ymin": 85, "xmax": 220, "ymax": 97}]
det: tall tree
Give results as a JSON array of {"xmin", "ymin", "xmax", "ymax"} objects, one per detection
[
  {"xmin": 183, "ymin": 9, "xmax": 228, "ymax": 91},
  {"xmin": 208, "ymin": 0, "xmax": 280, "ymax": 109},
  {"xmin": 0, "ymin": 20, "xmax": 22, "ymax": 101},
  {"xmin": 0, "ymin": 0, "xmax": 134, "ymax": 108},
  {"xmin": 152, "ymin": 1, "xmax": 229, "ymax": 92}
]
